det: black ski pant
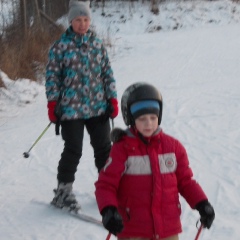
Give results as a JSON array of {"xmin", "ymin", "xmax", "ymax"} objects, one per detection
[{"xmin": 57, "ymin": 116, "xmax": 111, "ymax": 183}]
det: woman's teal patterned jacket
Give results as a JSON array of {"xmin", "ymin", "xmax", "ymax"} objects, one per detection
[{"xmin": 45, "ymin": 26, "xmax": 117, "ymax": 120}]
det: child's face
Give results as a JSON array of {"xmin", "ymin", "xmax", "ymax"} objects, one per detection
[
  {"xmin": 71, "ymin": 16, "xmax": 91, "ymax": 35},
  {"xmin": 135, "ymin": 114, "xmax": 158, "ymax": 137}
]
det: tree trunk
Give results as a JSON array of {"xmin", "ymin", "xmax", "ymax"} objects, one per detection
[{"xmin": 151, "ymin": 0, "xmax": 159, "ymax": 15}]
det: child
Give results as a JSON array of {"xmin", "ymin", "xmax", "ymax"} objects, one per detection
[
  {"xmin": 95, "ymin": 82, "xmax": 215, "ymax": 240},
  {"xmin": 45, "ymin": 0, "xmax": 118, "ymax": 211}
]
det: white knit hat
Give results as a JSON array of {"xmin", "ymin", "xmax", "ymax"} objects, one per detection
[{"xmin": 68, "ymin": 0, "xmax": 91, "ymax": 23}]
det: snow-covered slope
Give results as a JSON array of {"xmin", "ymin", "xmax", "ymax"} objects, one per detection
[{"xmin": 1, "ymin": 1, "xmax": 240, "ymax": 239}]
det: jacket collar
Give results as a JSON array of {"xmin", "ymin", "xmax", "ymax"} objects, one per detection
[
  {"xmin": 62, "ymin": 26, "xmax": 94, "ymax": 43},
  {"xmin": 127, "ymin": 127, "xmax": 162, "ymax": 145}
]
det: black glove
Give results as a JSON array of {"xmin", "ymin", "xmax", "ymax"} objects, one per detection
[
  {"xmin": 101, "ymin": 206, "xmax": 124, "ymax": 235},
  {"xmin": 195, "ymin": 200, "xmax": 215, "ymax": 229}
]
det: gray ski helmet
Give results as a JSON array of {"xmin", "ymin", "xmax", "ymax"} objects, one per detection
[{"xmin": 121, "ymin": 82, "xmax": 163, "ymax": 126}]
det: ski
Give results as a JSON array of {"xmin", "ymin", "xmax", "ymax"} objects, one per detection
[
  {"xmin": 31, "ymin": 199, "xmax": 103, "ymax": 227},
  {"xmin": 60, "ymin": 207, "xmax": 103, "ymax": 226}
]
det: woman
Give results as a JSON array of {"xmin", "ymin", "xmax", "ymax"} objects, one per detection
[{"xmin": 45, "ymin": 0, "xmax": 118, "ymax": 211}]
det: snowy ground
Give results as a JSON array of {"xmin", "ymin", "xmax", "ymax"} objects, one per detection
[{"xmin": 1, "ymin": 1, "xmax": 240, "ymax": 239}]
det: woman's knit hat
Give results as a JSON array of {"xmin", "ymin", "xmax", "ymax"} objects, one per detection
[{"xmin": 68, "ymin": 0, "xmax": 91, "ymax": 23}]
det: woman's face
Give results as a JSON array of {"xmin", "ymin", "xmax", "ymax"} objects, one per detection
[
  {"xmin": 135, "ymin": 114, "xmax": 158, "ymax": 137},
  {"xmin": 71, "ymin": 16, "xmax": 91, "ymax": 35}
]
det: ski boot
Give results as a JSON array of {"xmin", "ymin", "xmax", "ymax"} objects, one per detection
[{"xmin": 51, "ymin": 182, "xmax": 81, "ymax": 212}]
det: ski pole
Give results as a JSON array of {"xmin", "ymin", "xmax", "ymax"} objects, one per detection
[
  {"xmin": 111, "ymin": 118, "xmax": 114, "ymax": 129},
  {"xmin": 106, "ymin": 232, "xmax": 111, "ymax": 240},
  {"xmin": 23, "ymin": 122, "xmax": 52, "ymax": 158},
  {"xmin": 195, "ymin": 224, "xmax": 203, "ymax": 240}
]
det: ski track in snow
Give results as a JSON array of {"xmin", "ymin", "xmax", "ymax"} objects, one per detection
[{"xmin": 1, "ymin": 2, "xmax": 240, "ymax": 239}]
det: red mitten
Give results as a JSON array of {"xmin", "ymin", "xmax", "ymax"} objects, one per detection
[
  {"xmin": 47, "ymin": 101, "xmax": 57, "ymax": 123},
  {"xmin": 109, "ymin": 98, "xmax": 119, "ymax": 119}
]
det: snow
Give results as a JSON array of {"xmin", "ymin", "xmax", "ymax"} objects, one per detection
[{"xmin": 1, "ymin": 1, "xmax": 240, "ymax": 239}]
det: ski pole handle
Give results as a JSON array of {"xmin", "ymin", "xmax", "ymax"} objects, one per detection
[
  {"xmin": 106, "ymin": 232, "xmax": 111, "ymax": 240},
  {"xmin": 195, "ymin": 224, "xmax": 203, "ymax": 240}
]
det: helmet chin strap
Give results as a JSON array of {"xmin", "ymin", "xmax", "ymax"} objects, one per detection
[{"xmin": 133, "ymin": 126, "xmax": 150, "ymax": 145}]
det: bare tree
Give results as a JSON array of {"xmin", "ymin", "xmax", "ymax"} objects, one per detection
[{"xmin": 151, "ymin": 0, "xmax": 159, "ymax": 15}]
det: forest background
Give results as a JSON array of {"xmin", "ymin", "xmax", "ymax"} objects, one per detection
[
  {"xmin": 1, "ymin": 0, "xmax": 238, "ymax": 88},
  {"xmin": 0, "ymin": 0, "xmax": 168, "ymax": 86}
]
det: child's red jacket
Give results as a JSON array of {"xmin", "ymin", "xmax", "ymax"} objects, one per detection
[{"xmin": 95, "ymin": 128, "xmax": 207, "ymax": 239}]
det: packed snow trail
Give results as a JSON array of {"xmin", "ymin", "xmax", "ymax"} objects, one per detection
[{"xmin": 1, "ymin": 20, "xmax": 240, "ymax": 240}]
